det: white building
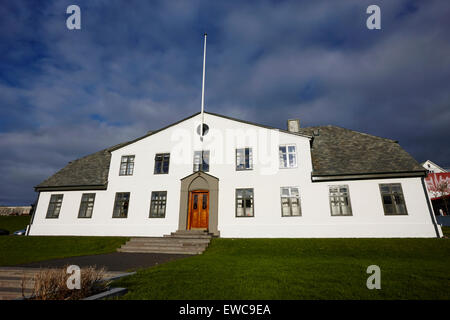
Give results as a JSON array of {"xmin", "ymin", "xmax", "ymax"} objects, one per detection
[
  {"xmin": 421, "ymin": 160, "xmax": 447, "ymax": 173},
  {"xmin": 28, "ymin": 112, "xmax": 442, "ymax": 238}
]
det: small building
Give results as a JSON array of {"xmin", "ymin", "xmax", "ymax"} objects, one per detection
[
  {"xmin": 28, "ymin": 112, "xmax": 441, "ymax": 238},
  {"xmin": 0, "ymin": 206, "xmax": 32, "ymax": 216},
  {"xmin": 421, "ymin": 160, "xmax": 447, "ymax": 174}
]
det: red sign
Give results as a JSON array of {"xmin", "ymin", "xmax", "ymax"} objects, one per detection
[{"xmin": 425, "ymin": 173, "xmax": 450, "ymax": 200}]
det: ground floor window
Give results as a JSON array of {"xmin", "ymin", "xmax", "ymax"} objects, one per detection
[
  {"xmin": 379, "ymin": 183, "xmax": 408, "ymax": 215},
  {"xmin": 46, "ymin": 194, "xmax": 63, "ymax": 219},
  {"xmin": 78, "ymin": 193, "xmax": 96, "ymax": 218},
  {"xmin": 149, "ymin": 191, "xmax": 167, "ymax": 218},
  {"xmin": 236, "ymin": 188, "xmax": 254, "ymax": 217},
  {"xmin": 112, "ymin": 192, "xmax": 130, "ymax": 218},
  {"xmin": 329, "ymin": 185, "xmax": 352, "ymax": 216},
  {"xmin": 281, "ymin": 187, "xmax": 301, "ymax": 216}
]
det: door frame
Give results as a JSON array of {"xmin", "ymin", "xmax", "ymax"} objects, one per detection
[
  {"xmin": 178, "ymin": 171, "xmax": 219, "ymax": 236},
  {"xmin": 187, "ymin": 190, "xmax": 209, "ymax": 230}
]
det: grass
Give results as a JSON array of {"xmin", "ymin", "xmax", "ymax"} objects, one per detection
[
  {"xmin": 0, "ymin": 215, "xmax": 31, "ymax": 233},
  {"xmin": 0, "ymin": 236, "xmax": 128, "ymax": 266},
  {"xmin": 0, "ymin": 215, "xmax": 127, "ymax": 266},
  {"xmin": 442, "ymin": 226, "xmax": 450, "ymax": 237},
  {"xmin": 114, "ymin": 238, "xmax": 450, "ymax": 300}
]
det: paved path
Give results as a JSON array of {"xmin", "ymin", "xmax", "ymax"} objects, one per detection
[
  {"xmin": 0, "ymin": 253, "xmax": 190, "ymax": 300},
  {"xmin": 0, "ymin": 267, "xmax": 128, "ymax": 300},
  {"xmin": 15, "ymin": 252, "xmax": 191, "ymax": 272}
]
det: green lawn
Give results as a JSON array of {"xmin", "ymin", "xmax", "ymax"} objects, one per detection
[
  {"xmin": 0, "ymin": 216, "xmax": 128, "ymax": 266},
  {"xmin": 0, "ymin": 236, "xmax": 128, "ymax": 266},
  {"xmin": 442, "ymin": 226, "xmax": 450, "ymax": 237},
  {"xmin": 114, "ymin": 238, "xmax": 450, "ymax": 300},
  {"xmin": 0, "ymin": 215, "xmax": 31, "ymax": 233}
]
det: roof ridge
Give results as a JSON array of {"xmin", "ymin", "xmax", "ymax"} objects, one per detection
[
  {"xmin": 108, "ymin": 111, "xmax": 313, "ymax": 152},
  {"xmin": 301, "ymin": 125, "xmax": 398, "ymax": 143}
]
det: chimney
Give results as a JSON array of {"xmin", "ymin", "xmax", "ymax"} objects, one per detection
[{"xmin": 287, "ymin": 119, "xmax": 300, "ymax": 133}]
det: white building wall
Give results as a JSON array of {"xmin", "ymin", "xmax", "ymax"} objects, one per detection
[{"xmin": 29, "ymin": 113, "xmax": 441, "ymax": 238}]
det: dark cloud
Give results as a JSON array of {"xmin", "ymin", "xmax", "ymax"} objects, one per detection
[{"xmin": 0, "ymin": 0, "xmax": 449, "ymax": 204}]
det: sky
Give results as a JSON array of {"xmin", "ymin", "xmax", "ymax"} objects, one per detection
[{"xmin": 0, "ymin": 0, "xmax": 449, "ymax": 205}]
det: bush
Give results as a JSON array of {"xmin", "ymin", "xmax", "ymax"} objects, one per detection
[{"xmin": 23, "ymin": 266, "xmax": 110, "ymax": 300}]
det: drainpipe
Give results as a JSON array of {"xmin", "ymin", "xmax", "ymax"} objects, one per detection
[
  {"xmin": 421, "ymin": 177, "xmax": 443, "ymax": 238},
  {"xmin": 26, "ymin": 192, "xmax": 40, "ymax": 236}
]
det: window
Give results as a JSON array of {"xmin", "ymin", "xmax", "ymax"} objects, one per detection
[
  {"xmin": 329, "ymin": 185, "xmax": 352, "ymax": 216},
  {"xmin": 236, "ymin": 148, "xmax": 253, "ymax": 170},
  {"xmin": 78, "ymin": 193, "xmax": 96, "ymax": 218},
  {"xmin": 236, "ymin": 188, "xmax": 254, "ymax": 217},
  {"xmin": 46, "ymin": 194, "xmax": 63, "ymax": 219},
  {"xmin": 149, "ymin": 191, "xmax": 167, "ymax": 218},
  {"xmin": 379, "ymin": 184, "xmax": 407, "ymax": 215},
  {"xmin": 279, "ymin": 145, "xmax": 297, "ymax": 168},
  {"xmin": 119, "ymin": 155, "xmax": 135, "ymax": 176},
  {"xmin": 112, "ymin": 192, "xmax": 130, "ymax": 218},
  {"xmin": 281, "ymin": 187, "xmax": 301, "ymax": 216},
  {"xmin": 193, "ymin": 150, "xmax": 210, "ymax": 172},
  {"xmin": 197, "ymin": 123, "xmax": 209, "ymax": 136},
  {"xmin": 154, "ymin": 153, "xmax": 170, "ymax": 174}
]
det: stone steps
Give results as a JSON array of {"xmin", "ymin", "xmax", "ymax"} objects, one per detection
[
  {"xmin": 118, "ymin": 248, "xmax": 203, "ymax": 255},
  {"xmin": 127, "ymin": 238, "xmax": 210, "ymax": 244},
  {"xmin": 0, "ymin": 267, "xmax": 124, "ymax": 300},
  {"xmin": 118, "ymin": 230, "xmax": 213, "ymax": 254},
  {"xmin": 164, "ymin": 234, "xmax": 212, "ymax": 239},
  {"xmin": 0, "ymin": 279, "xmax": 34, "ymax": 289}
]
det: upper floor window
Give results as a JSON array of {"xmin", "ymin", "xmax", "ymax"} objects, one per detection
[
  {"xmin": 329, "ymin": 185, "xmax": 352, "ymax": 216},
  {"xmin": 154, "ymin": 153, "xmax": 170, "ymax": 174},
  {"xmin": 46, "ymin": 194, "xmax": 63, "ymax": 219},
  {"xmin": 236, "ymin": 148, "xmax": 253, "ymax": 170},
  {"xmin": 149, "ymin": 191, "xmax": 167, "ymax": 218},
  {"xmin": 112, "ymin": 192, "xmax": 130, "ymax": 218},
  {"xmin": 279, "ymin": 145, "xmax": 297, "ymax": 168},
  {"xmin": 193, "ymin": 150, "xmax": 210, "ymax": 172},
  {"xmin": 78, "ymin": 193, "xmax": 96, "ymax": 218},
  {"xmin": 236, "ymin": 188, "xmax": 254, "ymax": 217},
  {"xmin": 119, "ymin": 155, "xmax": 135, "ymax": 176},
  {"xmin": 281, "ymin": 187, "xmax": 301, "ymax": 216},
  {"xmin": 379, "ymin": 184, "xmax": 407, "ymax": 215}
]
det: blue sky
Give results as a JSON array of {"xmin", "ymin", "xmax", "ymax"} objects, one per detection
[{"xmin": 0, "ymin": 0, "xmax": 449, "ymax": 205}]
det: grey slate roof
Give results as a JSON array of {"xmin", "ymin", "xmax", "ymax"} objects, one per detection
[
  {"xmin": 35, "ymin": 142, "xmax": 128, "ymax": 190},
  {"xmin": 35, "ymin": 114, "xmax": 425, "ymax": 190},
  {"xmin": 298, "ymin": 125, "xmax": 425, "ymax": 177}
]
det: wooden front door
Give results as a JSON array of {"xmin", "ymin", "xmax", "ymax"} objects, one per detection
[{"xmin": 188, "ymin": 191, "xmax": 209, "ymax": 229}]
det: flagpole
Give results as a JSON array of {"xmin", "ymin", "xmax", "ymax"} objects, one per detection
[{"xmin": 200, "ymin": 33, "xmax": 207, "ymax": 139}]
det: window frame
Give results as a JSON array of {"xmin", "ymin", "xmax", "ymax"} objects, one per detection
[
  {"xmin": 46, "ymin": 194, "xmax": 64, "ymax": 219},
  {"xmin": 154, "ymin": 153, "xmax": 170, "ymax": 174},
  {"xmin": 193, "ymin": 150, "xmax": 210, "ymax": 172},
  {"xmin": 328, "ymin": 185, "xmax": 353, "ymax": 216},
  {"xmin": 235, "ymin": 188, "xmax": 255, "ymax": 218},
  {"xmin": 279, "ymin": 144, "xmax": 298, "ymax": 169},
  {"xmin": 379, "ymin": 183, "xmax": 408, "ymax": 215},
  {"xmin": 78, "ymin": 193, "xmax": 96, "ymax": 218},
  {"xmin": 119, "ymin": 155, "xmax": 135, "ymax": 176},
  {"xmin": 149, "ymin": 191, "xmax": 167, "ymax": 218},
  {"xmin": 236, "ymin": 147, "xmax": 253, "ymax": 171},
  {"xmin": 112, "ymin": 192, "xmax": 130, "ymax": 218},
  {"xmin": 280, "ymin": 187, "xmax": 302, "ymax": 217}
]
